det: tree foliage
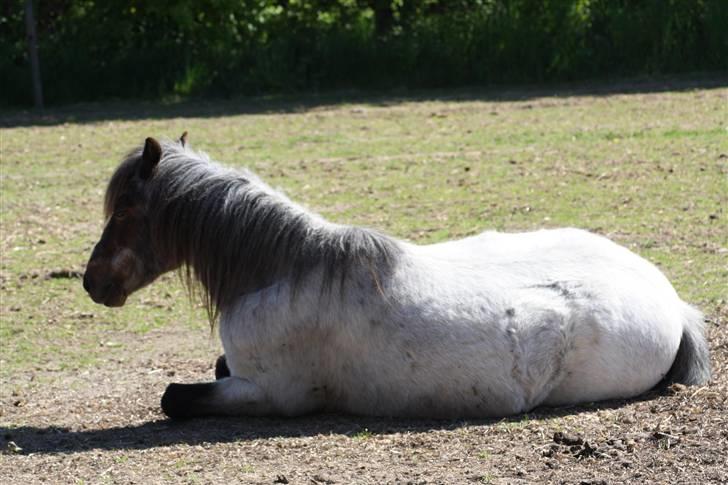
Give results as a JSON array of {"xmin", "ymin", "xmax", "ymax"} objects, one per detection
[{"xmin": 2, "ymin": 0, "xmax": 726, "ymax": 106}]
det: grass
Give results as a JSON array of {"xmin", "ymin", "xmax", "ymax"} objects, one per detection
[
  {"xmin": 497, "ymin": 414, "xmax": 532, "ymax": 433},
  {"xmin": 477, "ymin": 450, "xmax": 491, "ymax": 460},
  {"xmin": 1, "ymin": 82, "xmax": 726, "ymax": 382},
  {"xmin": 352, "ymin": 428, "xmax": 373, "ymax": 440}
]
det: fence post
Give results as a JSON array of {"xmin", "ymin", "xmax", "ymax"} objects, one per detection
[{"xmin": 24, "ymin": 0, "xmax": 44, "ymax": 110}]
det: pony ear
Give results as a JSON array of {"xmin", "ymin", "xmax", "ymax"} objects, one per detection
[
  {"xmin": 179, "ymin": 131, "xmax": 188, "ymax": 147},
  {"xmin": 140, "ymin": 137, "xmax": 162, "ymax": 179}
]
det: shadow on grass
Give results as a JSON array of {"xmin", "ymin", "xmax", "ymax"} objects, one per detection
[
  {"xmin": 1, "ymin": 391, "xmax": 666, "ymax": 455},
  {"xmin": 2, "ymin": 74, "xmax": 726, "ymax": 129}
]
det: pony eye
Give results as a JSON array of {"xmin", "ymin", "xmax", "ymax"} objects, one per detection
[{"xmin": 114, "ymin": 208, "xmax": 129, "ymax": 220}]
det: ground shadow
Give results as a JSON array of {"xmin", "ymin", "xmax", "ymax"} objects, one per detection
[
  {"xmin": 1, "ymin": 391, "xmax": 667, "ymax": 455},
  {"xmin": 2, "ymin": 74, "xmax": 726, "ymax": 128}
]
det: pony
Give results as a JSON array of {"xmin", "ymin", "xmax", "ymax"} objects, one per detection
[{"xmin": 83, "ymin": 135, "xmax": 711, "ymax": 419}]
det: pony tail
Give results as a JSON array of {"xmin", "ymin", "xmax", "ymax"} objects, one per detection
[{"xmin": 660, "ymin": 305, "xmax": 711, "ymax": 386}]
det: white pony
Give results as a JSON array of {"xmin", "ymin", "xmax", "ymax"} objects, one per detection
[{"xmin": 83, "ymin": 136, "xmax": 711, "ymax": 419}]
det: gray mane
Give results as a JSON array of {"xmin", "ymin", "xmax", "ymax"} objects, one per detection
[{"xmin": 110, "ymin": 142, "xmax": 401, "ymax": 322}]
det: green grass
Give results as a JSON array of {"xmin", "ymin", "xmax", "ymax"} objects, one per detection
[
  {"xmin": 1, "ymin": 84, "xmax": 726, "ymax": 379},
  {"xmin": 351, "ymin": 428, "xmax": 373, "ymax": 440}
]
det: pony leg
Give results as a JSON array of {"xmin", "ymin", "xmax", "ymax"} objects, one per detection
[
  {"xmin": 214, "ymin": 354, "xmax": 230, "ymax": 380},
  {"xmin": 161, "ymin": 377, "xmax": 267, "ymax": 419}
]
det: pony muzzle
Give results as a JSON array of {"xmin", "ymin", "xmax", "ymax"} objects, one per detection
[{"xmin": 83, "ymin": 271, "xmax": 127, "ymax": 307}]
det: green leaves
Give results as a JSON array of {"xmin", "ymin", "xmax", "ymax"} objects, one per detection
[{"xmin": 2, "ymin": 1, "xmax": 727, "ymax": 107}]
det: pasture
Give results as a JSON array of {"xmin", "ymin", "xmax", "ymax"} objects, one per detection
[{"xmin": 1, "ymin": 80, "xmax": 727, "ymax": 483}]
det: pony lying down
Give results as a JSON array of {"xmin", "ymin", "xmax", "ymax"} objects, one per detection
[{"xmin": 83, "ymin": 135, "xmax": 711, "ymax": 419}]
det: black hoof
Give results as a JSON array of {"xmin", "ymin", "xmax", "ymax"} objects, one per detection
[
  {"xmin": 161, "ymin": 382, "xmax": 216, "ymax": 420},
  {"xmin": 215, "ymin": 354, "xmax": 230, "ymax": 380}
]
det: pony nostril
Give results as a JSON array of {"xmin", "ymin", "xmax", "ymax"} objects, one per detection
[
  {"xmin": 83, "ymin": 272, "xmax": 112, "ymax": 298},
  {"xmin": 100, "ymin": 281, "xmax": 113, "ymax": 296}
]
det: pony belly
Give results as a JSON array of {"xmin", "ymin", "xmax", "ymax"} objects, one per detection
[
  {"xmin": 338, "ymin": 371, "xmax": 529, "ymax": 418},
  {"xmin": 324, "ymin": 329, "xmax": 531, "ymax": 418}
]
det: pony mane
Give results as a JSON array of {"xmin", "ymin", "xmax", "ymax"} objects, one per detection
[{"xmin": 109, "ymin": 141, "xmax": 401, "ymax": 324}]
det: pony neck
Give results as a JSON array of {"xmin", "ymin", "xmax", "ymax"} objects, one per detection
[{"xmin": 150, "ymin": 153, "xmax": 399, "ymax": 319}]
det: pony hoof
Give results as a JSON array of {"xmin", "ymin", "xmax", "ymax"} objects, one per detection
[
  {"xmin": 161, "ymin": 382, "xmax": 215, "ymax": 420},
  {"xmin": 215, "ymin": 354, "xmax": 230, "ymax": 380},
  {"xmin": 161, "ymin": 383, "xmax": 191, "ymax": 420}
]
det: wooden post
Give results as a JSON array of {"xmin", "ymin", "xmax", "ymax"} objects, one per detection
[{"xmin": 24, "ymin": 0, "xmax": 44, "ymax": 110}]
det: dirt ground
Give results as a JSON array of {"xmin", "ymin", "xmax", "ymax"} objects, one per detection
[{"xmin": 1, "ymin": 80, "xmax": 727, "ymax": 483}]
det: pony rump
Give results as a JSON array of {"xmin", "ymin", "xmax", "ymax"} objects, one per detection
[{"xmin": 112, "ymin": 141, "xmax": 401, "ymax": 325}]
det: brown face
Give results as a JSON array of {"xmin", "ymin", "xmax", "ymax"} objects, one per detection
[
  {"xmin": 84, "ymin": 194, "xmax": 158, "ymax": 306},
  {"xmin": 83, "ymin": 137, "xmax": 166, "ymax": 307}
]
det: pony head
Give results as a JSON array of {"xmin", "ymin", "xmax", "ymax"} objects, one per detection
[{"xmin": 83, "ymin": 136, "xmax": 180, "ymax": 306}]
